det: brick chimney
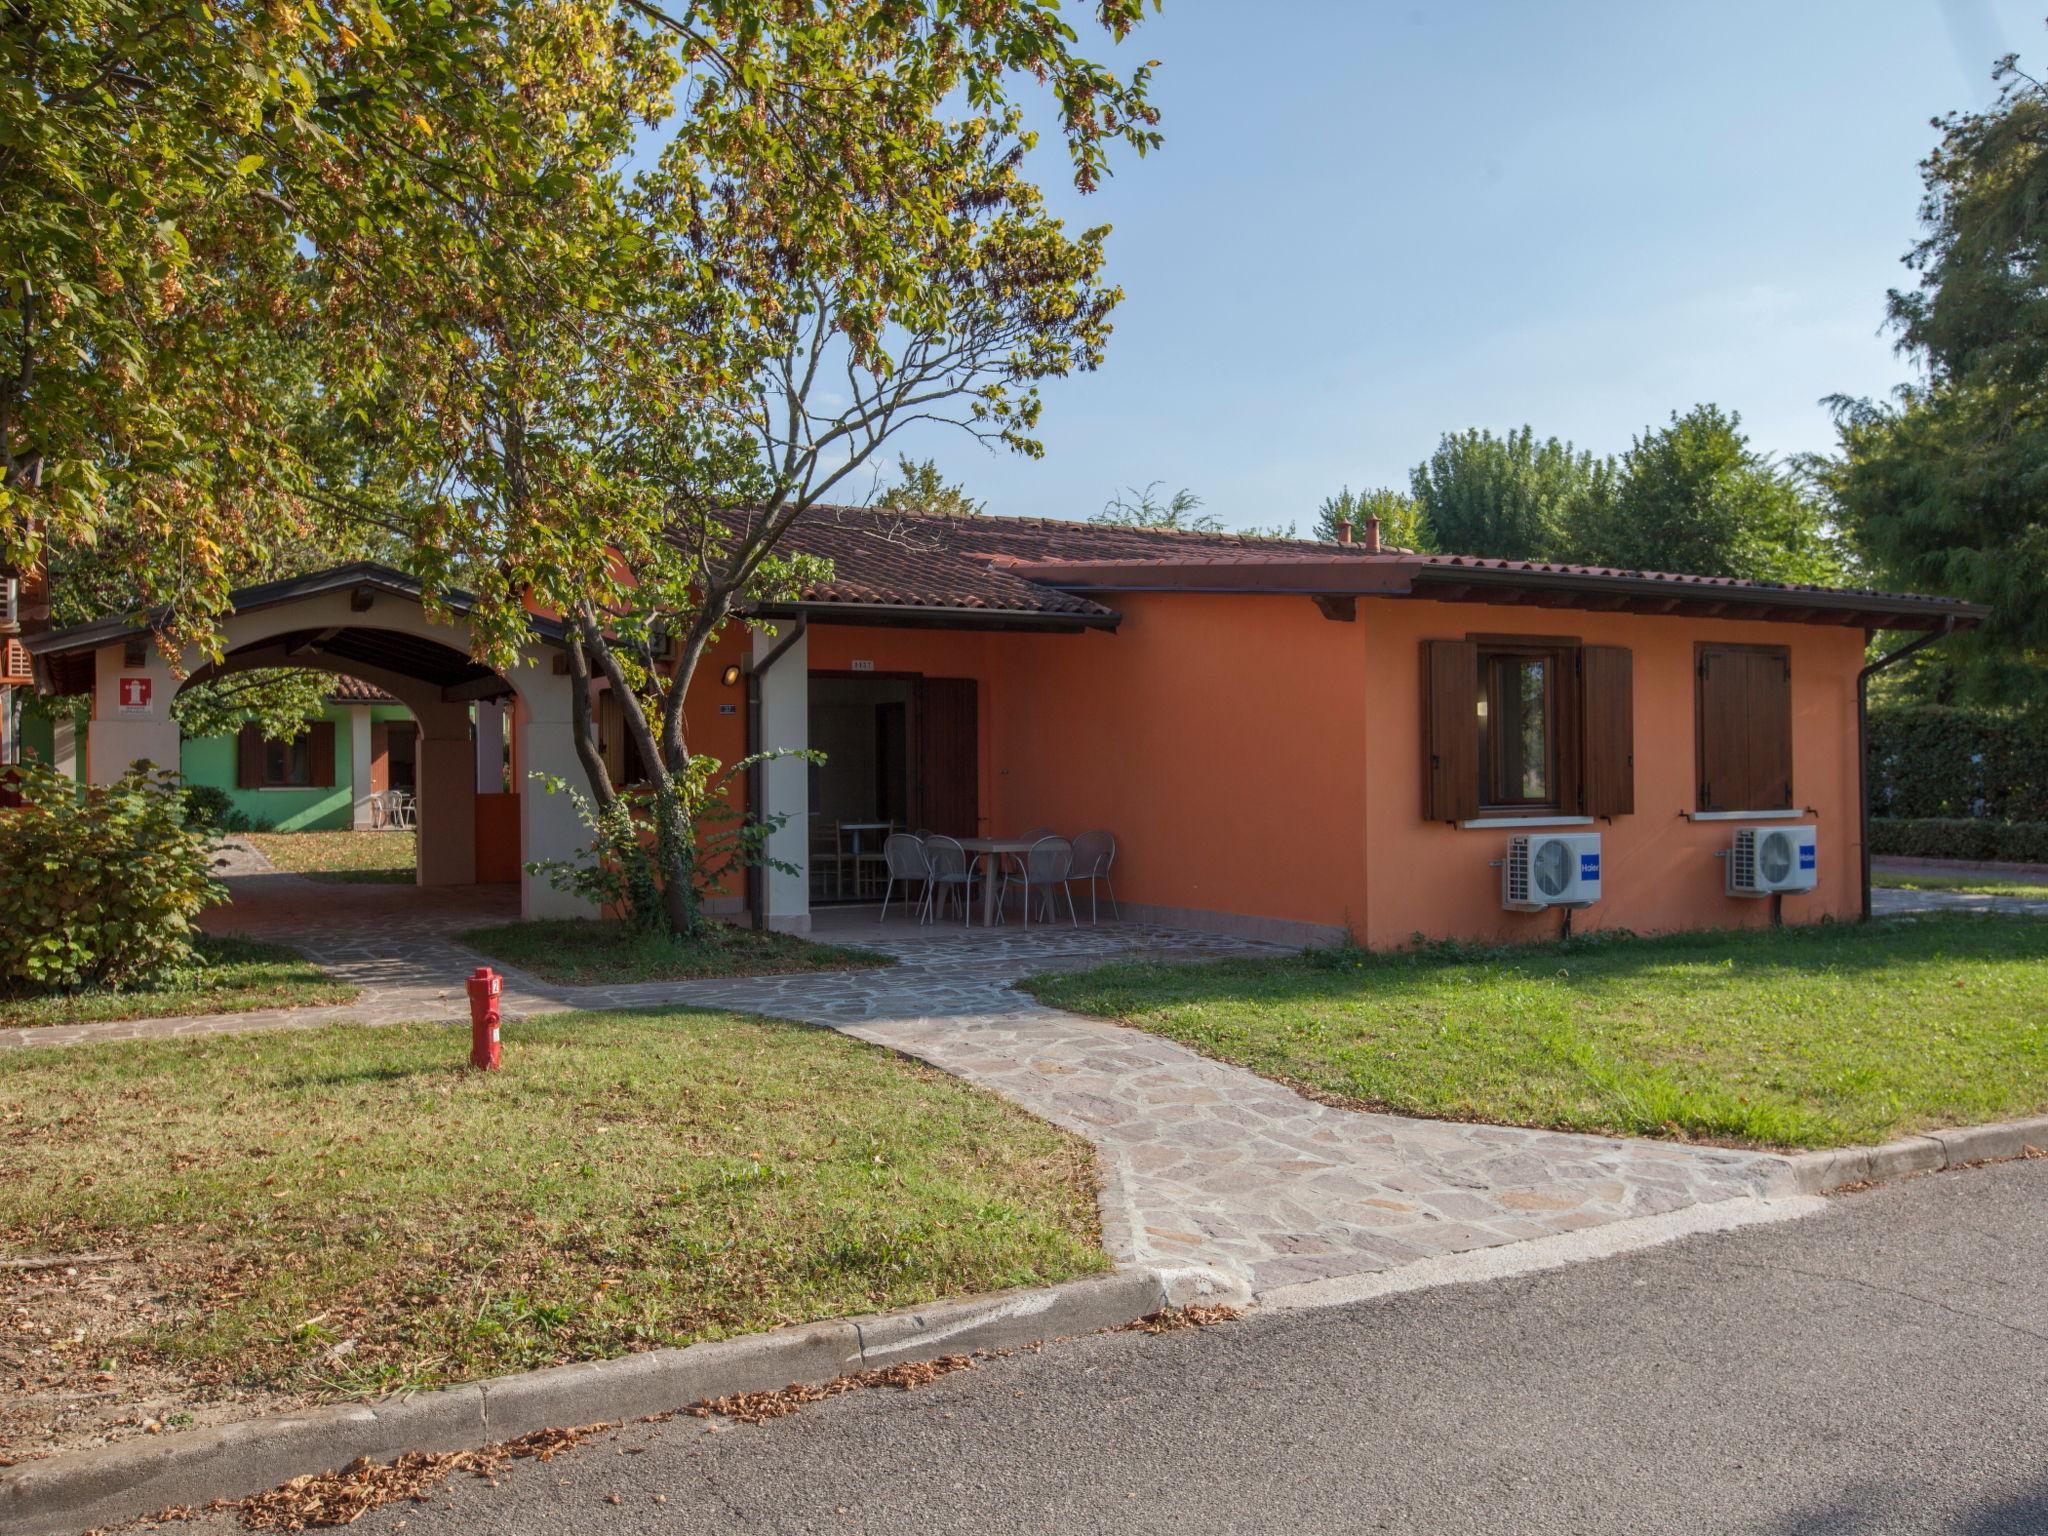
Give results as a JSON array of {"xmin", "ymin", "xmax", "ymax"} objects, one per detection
[
  {"xmin": 1362, "ymin": 515, "xmax": 1382, "ymax": 553},
  {"xmin": 1335, "ymin": 522, "xmax": 1353, "ymax": 546}
]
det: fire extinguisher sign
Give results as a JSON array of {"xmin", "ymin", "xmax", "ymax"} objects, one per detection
[{"xmin": 116, "ymin": 676, "xmax": 153, "ymax": 714}]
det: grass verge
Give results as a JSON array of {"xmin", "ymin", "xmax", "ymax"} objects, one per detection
[
  {"xmin": 244, "ymin": 830, "xmax": 416, "ymax": 884},
  {"xmin": 1873, "ymin": 873, "xmax": 2048, "ymax": 899},
  {"xmin": 0, "ymin": 1008, "xmax": 1103, "ymax": 1442},
  {"xmin": 457, "ymin": 918, "xmax": 892, "ymax": 985},
  {"xmin": 0, "ymin": 935, "xmax": 356, "ymax": 1029},
  {"xmin": 1026, "ymin": 914, "xmax": 2048, "ymax": 1150}
]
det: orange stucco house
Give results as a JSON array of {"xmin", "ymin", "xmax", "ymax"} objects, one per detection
[{"xmin": 25, "ymin": 509, "xmax": 1982, "ymax": 945}]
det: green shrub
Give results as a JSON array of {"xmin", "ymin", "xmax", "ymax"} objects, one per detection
[
  {"xmin": 1867, "ymin": 704, "xmax": 2048, "ymax": 822},
  {"xmin": 0, "ymin": 763, "xmax": 227, "ymax": 993},
  {"xmin": 179, "ymin": 782, "xmax": 237, "ymax": 831},
  {"xmin": 1869, "ymin": 817, "xmax": 2048, "ymax": 864}
]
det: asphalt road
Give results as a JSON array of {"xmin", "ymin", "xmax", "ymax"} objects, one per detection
[{"xmin": 180, "ymin": 1158, "xmax": 2048, "ymax": 1536}]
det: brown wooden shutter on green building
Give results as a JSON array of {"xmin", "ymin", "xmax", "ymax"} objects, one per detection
[
  {"xmin": 1579, "ymin": 645, "xmax": 1635, "ymax": 818},
  {"xmin": 236, "ymin": 724, "xmax": 263, "ymax": 789},
  {"xmin": 309, "ymin": 720, "xmax": 336, "ymax": 788},
  {"xmin": 1422, "ymin": 639, "xmax": 1479, "ymax": 822},
  {"xmin": 1695, "ymin": 644, "xmax": 1792, "ymax": 812}
]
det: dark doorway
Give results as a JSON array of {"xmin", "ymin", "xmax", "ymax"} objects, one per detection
[{"xmin": 807, "ymin": 672, "xmax": 979, "ymax": 903}]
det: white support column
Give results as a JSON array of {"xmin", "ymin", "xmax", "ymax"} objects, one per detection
[
  {"xmin": 516, "ymin": 666, "xmax": 599, "ymax": 919},
  {"xmin": 51, "ymin": 712, "xmax": 78, "ymax": 780},
  {"xmin": 86, "ymin": 643, "xmax": 181, "ymax": 783},
  {"xmin": 349, "ymin": 705, "xmax": 374, "ymax": 828},
  {"xmin": 752, "ymin": 623, "xmax": 811, "ymax": 935},
  {"xmin": 475, "ymin": 699, "xmax": 507, "ymax": 791}
]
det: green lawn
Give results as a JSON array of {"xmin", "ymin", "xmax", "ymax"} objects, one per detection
[
  {"xmin": 1028, "ymin": 914, "xmax": 2048, "ymax": 1150},
  {"xmin": 458, "ymin": 917, "xmax": 892, "ymax": 985},
  {"xmin": 0, "ymin": 1009, "xmax": 1104, "ymax": 1413},
  {"xmin": 245, "ymin": 830, "xmax": 416, "ymax": 884},
  {"xmin": 1873, "ymin": 872, "xmax": 2048, "ymax": 899},
  {"xmin": 0, "ymin": 935, "xmax": 357, "ymax": 1028}
]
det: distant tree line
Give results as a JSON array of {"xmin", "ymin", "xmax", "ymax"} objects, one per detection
[{"xmin": 1313, "ymin": 404, "xmax": 1841, "ymax": 588}]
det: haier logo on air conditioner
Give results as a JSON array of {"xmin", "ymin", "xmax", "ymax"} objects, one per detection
[
  {"xmin": 1727, "ymin": 825, "xmax": 1819, "ymax": 897},
  {"xmin": 1502, "ymin": 833, "xmax": 1603, "ymax": 912}
]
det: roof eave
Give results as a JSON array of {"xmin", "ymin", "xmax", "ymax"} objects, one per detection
[
  {"xmin": 754, "ymin": 600, "xmax": 1121, "ymax": 634},
  {"xmin": 1406, "ymin": 565, "xmax": 1989, "ymax": 629}
]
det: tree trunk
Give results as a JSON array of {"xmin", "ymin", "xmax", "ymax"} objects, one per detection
[{"xmin": 576, "ymin": 612, "xmax": 703, "ymax": 938}]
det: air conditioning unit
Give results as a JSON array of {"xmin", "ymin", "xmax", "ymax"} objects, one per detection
[
  {"xmin": 1503, "ymin": 832, "xmax": 1602, "ymax": 912},
  {"xmin": 1727, "ymin": 824, "xmax": 1818, "ymax": 897}
]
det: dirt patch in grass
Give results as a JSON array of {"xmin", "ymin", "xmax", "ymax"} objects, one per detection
[
  {"xmin": 1028, "ymin": 913, "xmax": 2048, "ymax": 1151},
  {"xmin": 0, "ymin": 936, "xmax": 355, "ymax": 1029},
  {"xmin": 244, "ymin": 831, "xmax": 415, "ymax": 885},
  {"xmin": 0, "ymin": 1007, "xmax": 1103, "ymax": 1458},
  {"xmin": 456, "ymin": 917, "xmax": 892, "ymax": 985}
]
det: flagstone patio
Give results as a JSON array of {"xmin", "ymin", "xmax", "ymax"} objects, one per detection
[{"xmin": 3, "ymin": 875, "xmax": 1798, "ymax": 1298}]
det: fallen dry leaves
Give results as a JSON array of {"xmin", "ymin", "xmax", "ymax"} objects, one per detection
[{"xmin": 1119, "ymin": 1304, "xmax": 1243, "ymax": 1334}]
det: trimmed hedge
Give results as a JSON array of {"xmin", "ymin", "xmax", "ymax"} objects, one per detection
[
  {"xmin": 1866, "ymin": 704, "xmax": 2048, "ymax": 822},
  {"xmin": 1868, "ymin": 818, "xmax": 2048, "ymax": 864}
]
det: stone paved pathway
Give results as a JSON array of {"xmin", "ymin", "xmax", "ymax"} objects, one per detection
[
  {"xmin": 1872, "ymin": 887, "xmax": 2048, "ymax": 918},
  {"xmin": 2, "ymin": 877, "xmax": 1798, "ymax": 1297}
]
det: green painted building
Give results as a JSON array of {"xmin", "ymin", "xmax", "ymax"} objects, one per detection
[{"xmin": 18, "ymin": 678, "xmax": 415, "ymax": 832}]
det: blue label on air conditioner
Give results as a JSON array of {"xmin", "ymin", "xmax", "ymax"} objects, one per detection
[
  {"xmin": 1798, "ymin": 845, "xmax": 1816, "ymax": 871},
  {"xmin": 1580, "ymin": 853, "xmax": 1601, "ymax": 881}
]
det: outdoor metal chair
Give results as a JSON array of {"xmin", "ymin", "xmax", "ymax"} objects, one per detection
[
  {"xmin": 920, "ymin": 835, "xmax": 981, "ymax": 927},
  {"xmin": 1003, "ymin": 826, "xmax": 1055, "ymax": 879},
  {"xmin": 878, "ymin": 833, "xmax": 931, "ymax": 922},
  {"xmin": 998, "ymin": 835, "xmax": 1077, "ymax": 927},
  {"xmin": 1063, "ymin": 829, "xmax": 1120, "ymax": 923}
]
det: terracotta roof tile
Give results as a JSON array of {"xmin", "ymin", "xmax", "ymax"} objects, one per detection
[{"xmin": 326, "ymin": 675, "xmax": 397, "ymax": 704}]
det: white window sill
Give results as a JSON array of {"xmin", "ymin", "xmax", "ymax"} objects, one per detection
[
  {"xmin": 1458, "ymin": 815, "xmax": 1595, "ymax": 830},
  {"xmin": 1688, "ymin": 809, "xmax": 1805, "ymax": 821}
]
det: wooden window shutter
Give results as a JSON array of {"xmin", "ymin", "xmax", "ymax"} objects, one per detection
[
  {"xmin": 236, "ymin": 724, "xmax": 263, "ymax": 789},
  {"xmin": 1696, "ymin": 645, "xmax": 1792, "ymax": 812},
  {"xmin": 1580, "ymin": 646, "xmax": 1634, "ymax": 818},
  {"xmin": 1422, "ymin": 639, "xmax": 1480, "ymax": 822},
  {"xmin": 309, "ymin": 721, "xmax": 337, "ymax": 788}
]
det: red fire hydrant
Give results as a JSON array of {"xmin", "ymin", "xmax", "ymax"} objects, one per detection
[{"xmin": 466, "ymin": 966, "xmax": 502, "ymax": 1071}]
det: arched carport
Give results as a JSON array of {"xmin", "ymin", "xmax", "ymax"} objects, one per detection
[{"xmin": 26, "ymin": 564, "xmax": 594, "ymax": 920}]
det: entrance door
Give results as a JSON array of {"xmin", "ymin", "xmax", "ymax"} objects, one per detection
[{"xmin": 915, "ymin": 677, "xmax": 979, "ymax": 836}]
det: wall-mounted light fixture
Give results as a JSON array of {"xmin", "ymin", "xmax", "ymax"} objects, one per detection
[{"xmin": 721, "ymin": 664, "xmax": 743, "ymax": 687}]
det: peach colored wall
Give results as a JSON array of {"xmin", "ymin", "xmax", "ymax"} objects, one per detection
[
  {"xmin": 1357, "ymin": 602, "xmax": 1866, "ymax": 949},
  {"xmin": 802, "ymin": 598, "xmax": 1374, "ymax": 934},
  {"xmin": 689, "ymin": 596, "xmax": 1867, "ymax": 946}
]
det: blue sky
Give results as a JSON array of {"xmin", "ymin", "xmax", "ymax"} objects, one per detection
[{"xmin": 872, "ymin": 0, "xmax": 2042, "ymax": 531}]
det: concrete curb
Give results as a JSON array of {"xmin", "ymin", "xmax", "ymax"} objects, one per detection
[
  {"xmin": 1, "ymin": 1265, "xmax": 1242, "ymax": 1536},
  {"xmin": 1773, "ymin": 1113, "xmax": 2048, "ymax": 1197}
]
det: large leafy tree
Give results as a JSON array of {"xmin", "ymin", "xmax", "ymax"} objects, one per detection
[
  {"xmin": 1313, "ymin": 485, "xmax": 1431, "ymax": 551},
  {"xmin": 1408, "ymin": 426, "xmax": 1610, "ymax": 562},
  {"xmin": 1573, "ymin": 405, "xmax": 1841, "ymax": 583},
  {"xmin": 875, "ymin": 457, "xmax": 985, "ymax": 519},
  {"xmin": 315, "ymin": 2, "xmax": 1162, "ymax": 935},
  {"xmin": 0, "ymin": 0, "xmax": 507, "ymax": 653},
  {"xmin": 1819, "ymin": 50, "xmax": 2048, "ymax": 693}
]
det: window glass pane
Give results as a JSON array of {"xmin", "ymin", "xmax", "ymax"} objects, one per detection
[
  {"xmin": 263, "ymin": 737, "xmax": 311, "ymax": 787},
  {"xmin": 1490, "ymin": 656, "xmax": 1549, "ymax": 804}
]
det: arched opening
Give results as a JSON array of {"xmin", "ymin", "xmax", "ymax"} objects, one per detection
[{"xmin": 179, "ymin": 626, "xmax": 524, "ymax": 891}]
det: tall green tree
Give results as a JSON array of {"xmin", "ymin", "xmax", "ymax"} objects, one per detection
[
  {"xmin": 1314, "ymin": 486, "xmax": 1431, "ymax": 551},
  {"xmin": 1819, "ymin": 50, "xmax": 2048, "ymax": 692},
  {"xmin": 328, "ymin": 3, "xmax": 1162, "ymax": 936},
  {"xmin": 1409, "ymin": 427, "xmax": 1610, "ymax": 562},
  {"xmin": 1575, "ymin": 405, "xmax": 1841, "ymax": 583}
]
